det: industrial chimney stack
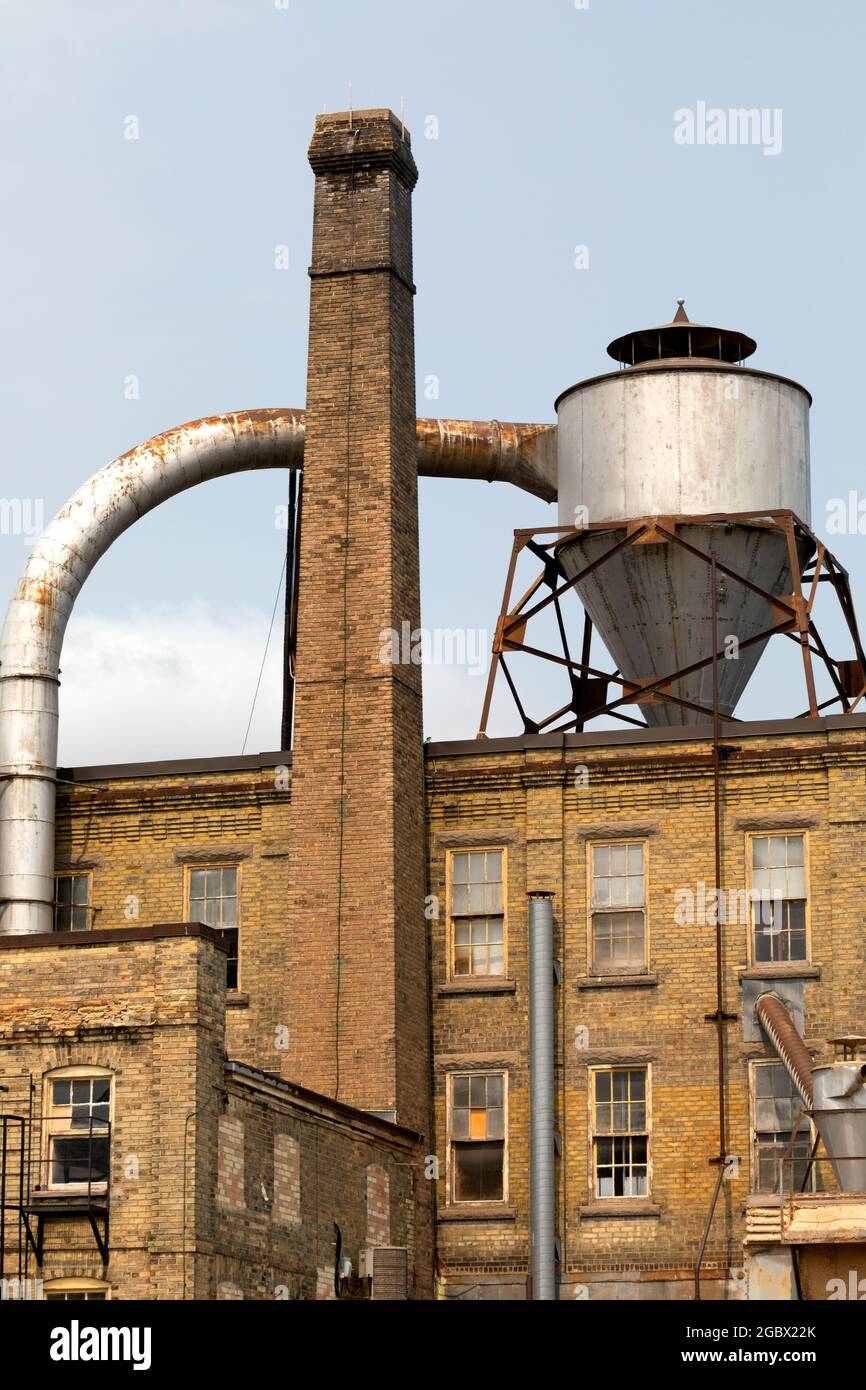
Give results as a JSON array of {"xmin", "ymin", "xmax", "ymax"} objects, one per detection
[{"xmin": 284, "ymin": 112, "xmax": 430, "ymax": 1142}]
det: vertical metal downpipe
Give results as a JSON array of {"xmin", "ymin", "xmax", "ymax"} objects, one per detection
[{"xmin": 528, "ymin": 891, "xmax": 556, "ymax": 1301}]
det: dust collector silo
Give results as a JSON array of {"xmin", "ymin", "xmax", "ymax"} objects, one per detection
[{"xmin": 555, "ymin": 303, "xmax": 813, "ymax": 727}]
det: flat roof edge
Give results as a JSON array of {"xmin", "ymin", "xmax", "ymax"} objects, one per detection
[
  {"xmin": 425, "ymin": 713, "xmax": 866, "ymax": 758},
  {"xmin": 57, "ymin": 751, "xmax": 292, "ymax": 782}
]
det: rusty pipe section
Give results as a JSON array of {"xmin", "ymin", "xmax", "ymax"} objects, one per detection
[
  {"xmin": 0, "ymin": 409, "xmax": 305, "ymax": 935},
  {"xmin": 755, "ymin": 993, "xmax": 814, "ymax": 1109},
  {"xmin": 416, "ymin": 418, "xmax": 557, "ymax": 502},
  {"xmin": 0, "ymin": 408, "xmax": 556, "ymax": 934}
]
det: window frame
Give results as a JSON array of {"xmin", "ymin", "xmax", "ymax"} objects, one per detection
[
  {"xmin": 745, "ymin": 831, "xmax": 811, "ymax": 967},
  {"xmin": 588, "ymin": 1064, "xmax": 652, "ymax": 1202},
  {"xmin": 446, "ymin": 1070, "xmax": 509, "ymax": 1207},
  {"xmin": 43, "ymin": 1278, "xmax": 111, "ymax": 1301},
  {"xmin": 42, "ymin": 1066, "xmax": 113, "ymax": 1196},
  {"xmin": 183, "ymin": 861, "xmax": 242, "ymax": 991},
  {"xmin": 748, "ymin": 1059, "xmax": 816, "ymax": 1195},
  {"xmin": 53, "ymin": 871, "xmax": 93, "ymax": 934},
  {"xmin": 586, "ymin": 839, "xmax": 649, "ymax": 977},
  {"xmin": 446, "ymin": 847, "xmax": 508, "ymax": 982}
]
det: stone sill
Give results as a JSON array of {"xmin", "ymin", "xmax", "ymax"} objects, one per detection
[
  {"xmin": 579, "ymin": 1201, "xmax": 660, "ymax": 1220},
  {"xmin": 438, "ymin": 1204, "xmax": 517, "ymax": 1224},
  {"xmin": 577, "ymin": 974, "xmax": 658, "ymax": 991},
  {"xmin": 739, "ymin": 965, "xmax": 821, "ymax": 981},
  {"xmin": 438, "ymin": 979, "xmax": 517, "ymax": 997},
  {"xmin": 226, "ymin": 993, "xmax": 251, "ymax": 1008}
]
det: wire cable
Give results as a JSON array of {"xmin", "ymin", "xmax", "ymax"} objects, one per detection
[{"xmin": 241, "ymin": 552, "xmax": 288, "ymax": 755}]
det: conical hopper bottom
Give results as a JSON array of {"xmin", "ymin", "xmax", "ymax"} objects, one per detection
[{"xmin": 558, "ymin": 523, "xmax": 813, "ymax": 728}]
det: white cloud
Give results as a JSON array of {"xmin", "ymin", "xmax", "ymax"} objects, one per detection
[
  {"xmin": 58, "ymin": 600, "xmax": 284, "ymax": 766},
  {"xmin": 55, "ymin": 600, "xmax": 515, "ymax": 769}
]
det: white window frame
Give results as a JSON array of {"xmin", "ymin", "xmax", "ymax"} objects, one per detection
[
  {"xmin": 586, "ymin": 839, "xmax": 649, "ymax": 976},
  {"xmin": 746, "ymin": 831, "xmax": 811, "ymax": 966},
  {"xmin": 42, "ymin": 1067, "xmax": 113, "ymax": 1195},
  {"xmin": 446, "ymin": 847, "xmax": 507, "ymax": 981},
  {"xmin": 588, "ymin": 1064, "xmax": 652, "ymax": 1201}
]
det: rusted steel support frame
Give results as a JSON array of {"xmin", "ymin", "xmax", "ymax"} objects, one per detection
[
  {"xmin": 782, "ymin": 514, "xmax": 819, "ymax": 716},
  {"xmin": 693, "ymin": 1164, "xmax": 726, "ymax": 1302},
  {"xmin": 505, "ymin": 616, "xmax": 792, "ymax": 734},
  {"xmin": 479, "ymin": 510, "xmax": 866, "ymax": 738},
  {"xmin": 477, "ymin": 536, "xmax": 522, "ymax": 738}
]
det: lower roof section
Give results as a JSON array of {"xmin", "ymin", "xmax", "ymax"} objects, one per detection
[
  {"xmin": 54, "ymin": 713, "xmax": 866, "ymax": 783},
  {"xmin": 427, "ymin": 712, "xmax": 866, "ymax": 759}
]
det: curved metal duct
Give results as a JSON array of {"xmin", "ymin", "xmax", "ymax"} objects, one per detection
[
  {"xmin": 528, "ymin": 891, "xmax": 557, "ymax": 1301},
  {"xmin": 416, "ymin": 418, "xmax": 557, "ymax": 502},
  {"xmin": 755, "ymin": 993, "xmax": 814, "ymax": 1109},
  {"xmin": 0, "ymin": 409, "xmax": 556, "ymax": 936}
]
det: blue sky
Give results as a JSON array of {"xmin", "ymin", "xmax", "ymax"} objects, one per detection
[{"xmin": 2, "ymin": 0, "xmax": 865, "ymax": 762}]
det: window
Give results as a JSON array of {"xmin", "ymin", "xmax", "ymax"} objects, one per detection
[
  {"xmin": 53, "ymin": 873, "xmax": 91, "ymax": 932},
  {"xmin": 449, "ymin": 1073, "xmax": 506, "ymax": 1203},
  {"xmin": 591, "ymin": 1067, "xmax": 649, "ymax": 1199},
  {"xmin": 590, "ymin": 842, "xmax": 647, "ymax": 974},
  {"xmin": 752, "ymin": 1062, "xmax": 814, "ymax": 1193},
  {"xmin": 749, "ymin": 834, "xmax": 808, "ymax": 963},
  {"xmin": 187, "ymin": 865, "xmax": 239, "ymax": 990},
  {"xmin": 44, "ymin": 1280, "xmax": 109, "ymax": 1301},
  {"xmin": 44, "ymin": 1071, "xmax": 111, "ymax": 1192},
  {"xmin": 449, "ymin": 850, "xmax": 504, "ymax": 979}
]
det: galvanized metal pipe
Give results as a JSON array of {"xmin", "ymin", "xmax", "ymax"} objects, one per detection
[
  {"xmin": 528, "ymin": 891, "xmax": 556, "ymax": 1300},
  {"xmin": 0, "ymin": 410, "xmax": 305, "ymax": 934},
  {"xmin": 0, "ymin": 409, "xmax": 556, "ymax": 935}
]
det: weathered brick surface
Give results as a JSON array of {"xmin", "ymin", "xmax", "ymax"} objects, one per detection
[
  {"xmin": 273, "ymin": 1134, "xmax": 301, "ymax": 1228},
  {"xmin": 205, "ymin": 1070, "xmax": 423, "ymax": 1300},
  {"xmin": 366, "ymin": 1163, "xmax": 390, "ymax": 1247},
  {"xmin": 53, "ymin": 758, "xmax": 292, "ymax": 1076},
  {"xmin": 426, "ymin": 722, "xmax": 866, "ymax": 1298},
  {"xmin": 216, "ymin": 1116, "xmax": 245, "ymax": 1211},
  {"xmin": 0, "ymin": 925, "xmax": 425, "ymax": 1301},
  {"xmin": 284, "ymin": 111, "xmax": 430, "ymax": 1149},
  {"xmin": 0, "ymin": 928, "xmax": 227, "ymax": 1300}
]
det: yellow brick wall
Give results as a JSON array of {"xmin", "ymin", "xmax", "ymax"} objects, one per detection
[
  {"xmin": 13, "ymin": 718, "xmax": 864, "ymax": 1299},
  {"xmin": 54, "ymin": 761, "xmax": 292, "ymax": 1075},
  {"xmin": 426, "ymin": 723, "xmax": 866, "ymax": 1297},
  {"xmin": 0, "ymin": 929, "xmax": 226, "ymax": 1300}
]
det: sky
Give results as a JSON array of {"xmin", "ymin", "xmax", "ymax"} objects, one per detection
[{"xmin": 1, "ymin": 0, "xmax": 865, "ymax": 764}]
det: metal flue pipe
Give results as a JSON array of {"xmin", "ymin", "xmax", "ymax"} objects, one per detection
[
  {"xmin": 755, "ymin": 993, "xmax": 814, "ymax": 1109},
  {"xmin": 0, "ymin": 410, "xmax": 304, "ymax": 936},
  {"xmin": 0, "ymin": 409, "xmax": 556, "ymax": 935},
  {"xmin": 528, "ymin": 891, "xmax": 557, "ymax": 1300},
  {"xmin": 416, "ymin": 418, "xmax": 557, "ymax": 502}
]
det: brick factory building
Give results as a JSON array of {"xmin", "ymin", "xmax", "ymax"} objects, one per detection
[{"xmin": 3, "ymin": 109, "xmax": 866, "ymax": 1303}]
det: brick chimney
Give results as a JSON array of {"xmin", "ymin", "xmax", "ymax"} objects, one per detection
[{"xmin": 285, "ymin": 111, "xmax": 429, "ymax": 1138}]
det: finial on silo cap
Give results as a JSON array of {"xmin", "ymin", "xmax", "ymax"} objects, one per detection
[{"xmin": 674, "ymin": 298, "xmax": 689, "ymax": 322}]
